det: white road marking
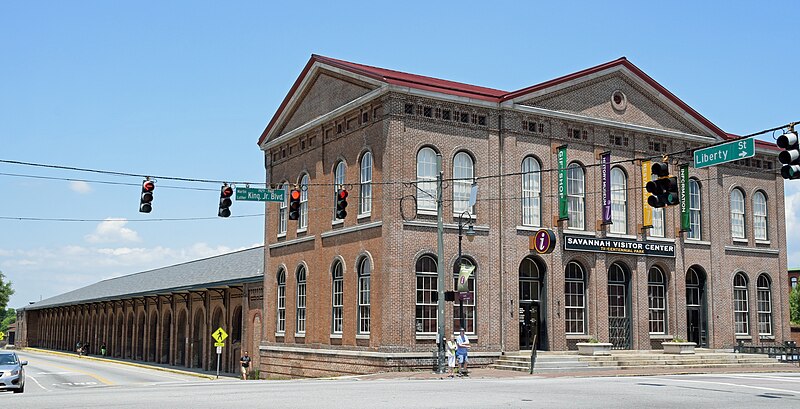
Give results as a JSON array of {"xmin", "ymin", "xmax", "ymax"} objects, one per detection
[
  {"xmin": 651, "ymin": 377, "xmax": 799, "ymax": 395},
  {"xmin": 714, "ymin": 374, "xmax": 800, "ymax": 384},
  {"xmin": 37, "ymin": 372, "xmax": 74, "ymax": 375},
  {"xmin": 26, "ymin": 374, "xmax": 50, "ymax": 392}
]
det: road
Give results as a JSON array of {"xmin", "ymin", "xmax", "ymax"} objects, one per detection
[{"xmin": 1, "ymin": 350, "xmax": 799, "ymax": 408}]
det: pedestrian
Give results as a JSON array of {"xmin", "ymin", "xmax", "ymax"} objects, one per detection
[
  {"xmin": 82, "ymin": 342, "xmax": 90, "ymax": 356},
  {"xmin": 76, "ymin": 341, "xmax": 83, "ymax": 357},
  {"xmin": 445, "ymin": 336, "xmax": 457, "ymax": 378},
  {"xmin": 100, "ymin": 342, "xmax": 107, "ymax": 357},
  {"xmin": 455, "ymin": 327, "xmax": 470, "ymax": 376},
  {"xmin": 240, "ymin": 351, "xmax": 252, "ymax": 380}
]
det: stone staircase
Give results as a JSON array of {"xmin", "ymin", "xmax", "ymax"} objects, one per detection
[{"xmin": 490, "ymin": 350, "xmax": 794, "ymax": 374}]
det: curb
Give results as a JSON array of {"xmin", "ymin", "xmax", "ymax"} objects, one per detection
[{"xmin": 20, "ymin": 347, "xmax": 219, "ymax": 380}]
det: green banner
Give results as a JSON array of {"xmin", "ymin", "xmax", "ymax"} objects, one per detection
[
  {"xmin": 457, "ymin": 264, "xmax": 475, "ymax": 293},
  {"xmin": 558, "ymin": 145, "xmax": 568, "ymax": 220},
  {"xmin": 679, "ymin": 164, "xmax": 690, "ymax": 232}
]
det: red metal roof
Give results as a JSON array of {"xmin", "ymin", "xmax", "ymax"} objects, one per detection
[{"xmin": 258, "ymin": 55, "xmax": 777, "ymax": 149}]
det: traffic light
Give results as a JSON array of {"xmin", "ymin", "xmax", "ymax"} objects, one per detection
[
  {"xmin": 777, "ymin": 127, "xmax": 800, "ymax": 180},
  {"xmin": 288, "ymin": 189, "xmax": 301, "ymax": 220},
  {"xmin": 139, "ymin": 179, "xmax": 155, "ymax": 213},
  {"xmin": 335, "ymin": 189, "xmax": 348, "ymax": 219},
  {"xmin": 646, "ymin": 162, "xmax": 679, "ymax": 208},
  {"xmin": 218, "ymin": 184, "xmax": 233, "ymax": 217}
]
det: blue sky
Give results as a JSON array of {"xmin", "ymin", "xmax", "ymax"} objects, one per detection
[{"xmin": 1, "ymin": 1, "xmax": 799, "ymax": 308}]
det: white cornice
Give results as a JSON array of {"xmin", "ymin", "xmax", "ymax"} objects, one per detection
[
  {"xmin": 386, "ymin": 84, "xmax": 500, "ymax": 109},
  {"xmin": 320, "ymin": 221, "xmax": 383, "ymax": 239},
  {"xmin": 268, "ymin": 235, "xmax": 315, "ymax": 250}
]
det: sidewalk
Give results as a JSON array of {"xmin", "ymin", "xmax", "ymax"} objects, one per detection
[{"xmin": 355, "ymin": 364, "xmax": 800, "ymax": 381}]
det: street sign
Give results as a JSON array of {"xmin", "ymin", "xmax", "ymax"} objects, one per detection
[
  {"xmin": 0, "ymin": 331, "xmax": 4, "ymax": 340},
  {"xmin": 693, "ymin": 137, "xmax": 754, "ymax": 169},
  {"xmin": 235, "ymin": 187, "xmax": 286, "ymax": 202},
  {"xmin": 216, "ymin": 346, "xmax": 223, "ymax": 354},
  {"xmin": 214, "ymin": 342, "xmax": 225, "ymax": 347},
  {"xmin": 212, "ymin": 327, "xmax": 228, "ymax": 343}
]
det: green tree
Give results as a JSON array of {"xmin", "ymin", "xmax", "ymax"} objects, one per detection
[
  {"xmin": 0, "ymin": 271, "xmax": 14, "ymax": 333},
  {"xmin": 791, "ymin": 285, "xmax": 800, "ymax": 324}
]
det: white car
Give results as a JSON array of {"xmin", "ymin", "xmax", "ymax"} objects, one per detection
[{"xmin": 0, "ymin": 351, "xmax": 27, "ymax": 393}]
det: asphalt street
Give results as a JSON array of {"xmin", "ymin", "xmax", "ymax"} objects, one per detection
[{"xmin": 1, "ymin": 350, "xmax": 799, "ymax": 408}]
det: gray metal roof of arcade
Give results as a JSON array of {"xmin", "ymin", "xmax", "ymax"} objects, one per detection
[{"xmin": 22, "ymin": 246, "xmax": 264, "ymax": 310}]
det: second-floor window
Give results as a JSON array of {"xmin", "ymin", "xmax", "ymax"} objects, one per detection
[
  {"xmin": 567, "ymin": 163, "xmax": 585, "ymax": 230},
  {"xmin": 278, "ymin": 182, "xmax": 288, "ymax": 235},
  {"xmin": 360, "ymin": 152, "xmax": 373, "ymax": 215},
  {"xmin": 610, "ymin": 167, "xmax": 627, "ymax": 234},
  {"xmin": 688, "ymin": 179, "xmax": 701, "ymax": 240},
  {"xmin": 334, "ymin": 161, "xmax": 346, "ymax": 219},
  {"xmin": 753, "ymin": 191, "xmax": 767, "ymax": 240},
  {"xmin": 417, "ymin": 147, "xmax": 438, "ymax": 211},
  {"xmin": 731, "ymin": 188, "xmax": 745, "ymax": 239},
  {"xmin": 453, "ymin": 152, "xmax": 474, "ymax": 214},
  {"xmin": 299, "ymin": 174, "xmax": 309, "ymax": 230},
  {"xmin": 521, "ymin": 157, "xmax": 541, "ymax": 226}
]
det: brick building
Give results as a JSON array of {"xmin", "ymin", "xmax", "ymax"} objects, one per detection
[{"xmin": 257, "ymin": 55, "xmax": 790, "ymax": 377}]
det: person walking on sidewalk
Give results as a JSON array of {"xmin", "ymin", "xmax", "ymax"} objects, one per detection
[
  {"xmin": 445, "ymin": 336, "xmax": 457, "ymax": 378},
  {"xmin": 100, "ymin": 342, "xmax": 107, "ymax": 357},
  {"xmin": 240, "ymin": 351, "xmax": 252, "ymax": 380},
  {"xmin": 76, "ymin": 341, "xmax": 83, "ymax": 357},
  {"xmin": 455, "ymin": 328, "xmax": 470, "ymax": 376}
]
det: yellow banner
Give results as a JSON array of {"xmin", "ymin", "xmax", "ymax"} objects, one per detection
[{"xmin": 642, "ymin": 161, "xmax": 652, "ymax": 227}]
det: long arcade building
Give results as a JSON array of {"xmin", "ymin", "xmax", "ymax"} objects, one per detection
[
  {"xmin": 256, "ymin": 55, "xmax": 790, "ymax": 377},
  {"xmin": 16, "ymin": 247, "xmax": 264, "ymax": 374}
]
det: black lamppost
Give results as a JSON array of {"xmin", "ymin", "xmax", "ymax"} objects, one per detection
[{"xmin": 457, "ymin": 210, "xmax": 476, "ymax": 331}]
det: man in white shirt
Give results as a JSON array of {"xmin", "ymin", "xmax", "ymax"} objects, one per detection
[{"xmin": 455, "ymin": 327, "xmax": 470, "ymax": 375}]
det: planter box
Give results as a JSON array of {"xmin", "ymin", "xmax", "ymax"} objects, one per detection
[
  {"xmin": 576, "ymin": 342, "xmax": 613, "ymax": 356},
  {"xmin": 661, "ymin": 342, "xmax": 696, "ymax": 354}
]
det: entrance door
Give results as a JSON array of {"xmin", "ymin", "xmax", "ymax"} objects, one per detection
[
  {"xmin": 608, "ymin": 263, "xmax": 631, "ymax": 349},
  {"xmin": 686, "ymin": 267, "xmax": 708, "ymax": 347},
  {"xmin": 519, "ymin": 257, "xmax": 547, "ymax": 350}
]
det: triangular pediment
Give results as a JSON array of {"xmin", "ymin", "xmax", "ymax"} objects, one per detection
[
  {"xmin": 275, "ymin": 70, "xmax": 377, "ymax": 136},
  {"xmin": 509, "ymin": 65, "xmax": 720, "ymax": 138}
]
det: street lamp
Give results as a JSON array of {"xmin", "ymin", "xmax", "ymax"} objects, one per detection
[{"xmin": 457, "ymin": 210, "xmax": 476, "ymax": 331}]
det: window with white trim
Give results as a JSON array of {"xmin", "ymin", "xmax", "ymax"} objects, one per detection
[
  {"xmin": 415, "ymin": 255, "xmax": 438, "ymax": 334},
  {"xmin": 521, "ymin": 157, "xmax": 541, "ymax": 226},
  {"xmin": 278, "ymin": 182, "xmax": 288, "ymax": 235},
  {"xmin": 360, "ymin": 152, "xmax": 373, "ymax": 215},
  {"xmin": 452, "ymin": 258, "xmax": 476, "ymax": 334},
  {"xmin": 299, "ymin": 174, "xmax": 309, "ymax": 229},
  {"xmin": 358, "ymin": 257, "xmax": 371, "ymax": 334},
  {"xmin": 733, "ymin": 273, "xmax": 749, "ymax": 335},
  {"xmin": 296, "ymin": 265, "xmax": 307, "ymax": 334},
  {"xmin": 453, "ymin": 152, "xmax": 474, "ymax": 214},
  {"xmin": 276, "ymin": 269, "xmax": 286, "ymax": 333},
  {"xmin": 565, "ymin": 261, "xmax": 586, "ymax": 334},
  {"xmin": 333, "ymin": 161, "xmax": 346, "ymax": 219},
  {"xmin": 331, "ymin": 260, "xmax": 343, "ymax": 334},
  {"xmin": 648, "ymin": 267, "xmax": 666, "ymax": 334},
  {"xmin": 650, "ymin": 173, "xmax": 664, "ymax": 237},
  {"xmin": 688, "ymin": 179, "xmax": 701, "ymax": 240},
  {"xmin": 757, "ymin": 274, "xmax": 772, "ymax": 336},
  {"xmin": 753, "ymin": 191, "xmax": 767, "ymax": 240},
  {"xmin": 731, "ymin": 188, "xmax": 745, "ymax": 239},
  {"xmin": 417, "ymin": 148, "xmax": 438, "ymax": 211},
  {"xmin": 567, "ymin": 163, "xmax": 585, "ymax": 230},
  {"xmin": 610, "ymin": 167, "xmax": 627, "ymax": 234}
]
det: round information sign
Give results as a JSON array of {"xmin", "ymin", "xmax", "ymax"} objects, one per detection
[{"xmin": 531, "ymin": 229, "xmax": 557, "ymax": 254}]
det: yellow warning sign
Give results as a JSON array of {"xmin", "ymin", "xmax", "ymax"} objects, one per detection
[
  {"xmin": 212, "ymin": 327, "xmax": 228, "ymax": 343},
  {"xmin": 0, "ymin": 331, "xmax": 4, "ymax": 340}
]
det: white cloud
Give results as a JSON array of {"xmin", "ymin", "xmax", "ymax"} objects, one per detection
[
  {"xmin": 69, "ymin": 181, "xmax": 92, "ymax": 194},
  {"xmin": 85, "ymin": 218, "xmax": 141, "ymax": 243}
]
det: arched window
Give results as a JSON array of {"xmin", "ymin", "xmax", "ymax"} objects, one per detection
[
  {"xmin": 521, "ymin": 157, "xmax": 541, "ymax": 226},
  {"xmin": 650, "ymin": 173, "xmax": 664, "ymax": 237},
  {"xmin": 519, "ymin": 257, "xmax": 540, "ymax": 303},
  {"xmin": 753, "ymin": 191, "xmax": 767, "ymax": 240},
  {"xmin": 415, "ymin": 255, "xmax": 438, "ymax": 333},
  {"xmin": 299, "ymin": 174, "xmax": 309, "ymax": 229},
  {"xmin": 331, "ymin": 260, "xmax": 344, "ymax": 334},
  {"xmin": 278, "ymin": 181, "xmax": 289, "ymax": 235},
  {"xmin": 648, "ymin": 267, "xmax": 666, "ymax": 334},
  {"xmin": 360, "ymin": 152, "xmax": 373, "ymax": 215},
  {"xmin": 567, "ymin": 163, "xmax": 585, "ymax": 230},
  {"xmin": 453, "ymin": 257, "xmax": 476, "ymax": 333},
  {"xmin": 276, "ymin": 268, "xmax": 286, "ymax": 333},
  {"xmin": 358, "ymin": 257, "xmax": 371, "ymax": 334},
  {"xmin": 564, "ymin": 261, "xmax": 586, "ymax": 334},
  {"xmin": 610, "ymin": 167, "xmax": 627, "ymax": 234},
  {"xmin": 334, "ymin": 161, "xmax": 346, "ymax": 218},
  {"xmin": 733, "ymin": 272, "xmax": 749, "ymax": 335},
  {"xmin": 417, "ymin": 147, "xmax": 438, "ymax": 211},
  {"xmin": 688, "ymin": 179, "xmax": 701, "ymax": 240},
  {"xmin": 757, "ymin": 274, "xmax": 772, "ymax": 336},
  {"xmin": 296, "ymin": 265, "xmax": 307, "ymax": 334},
  {"xmin": 731, "ymin": 188, "xmax": 745, "ymax": 239},
  {"xmin": 453, "ymin": 151, "xmax": 474, "ymax": 214}
]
